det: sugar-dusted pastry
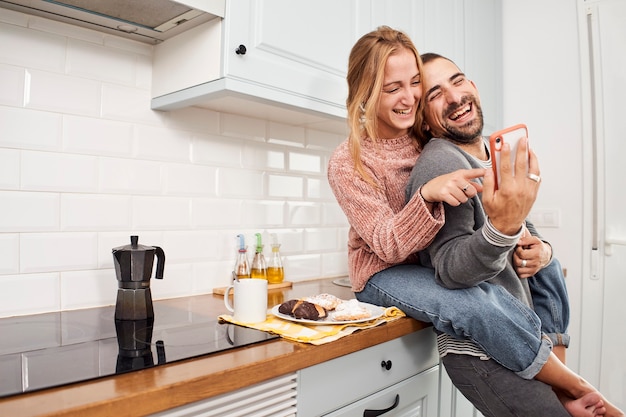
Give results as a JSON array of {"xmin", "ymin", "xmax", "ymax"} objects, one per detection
[
  {"xmin": 304, "ymin": 293, "xmax": 344, "ymax": 311},
  {"xmin": 332, "ymin": 299, "xmax": 371, "ymax": 321}
]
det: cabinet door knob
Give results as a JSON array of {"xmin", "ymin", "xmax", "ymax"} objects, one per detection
[
  {"xmin": 235, "ymin": 44, "xmax": 247, "ymax": 55},
  {"xmin": 363, "ymin": 394, "xmax": 400, "ymax": 417},
  {"xmin": 380, "ymin": 360, "xmax": 392, "ymax": 370}
]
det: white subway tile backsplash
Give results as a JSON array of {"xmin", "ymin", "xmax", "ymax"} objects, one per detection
[
  {"xmin": 192, "ymin": 198, "xmax": 242, "ymax": 228},
  {"xmin": 268, "ymin": 122, "xmax": 305, "ymax": 147},
  {"xmin": 0, "ymin": 13, "xmax": 350, "ymax": 317},
  {"xmin": 102, "ymin": 35, "xmax": 152, "ymax": 56},
  {"xmin": 0, "ymin": 148, "xmax": 19, "ymax": 189},
  {"xmin": 101, "ymin": 84, "xmax": 161, "ymax": 125},
  {"xmin": 240, "ymin": 201, "xmax": 285, "ymax": 227},
  {"xmin": 135, "ymin": 124, "xmax": 191, "ymax": 162},
  {"xmin": 0, "ymin": 107, "xmax": 62, "ymax": 150},
  {"xmin": 132, "ymin": 196, "xmax": 191, "ymax": 230},
  {"xmin": 165, "ymin": 107, "xmax": 220, "ymax": 135},
  {"xmin": 218, "ymin": 168, "xmax": 264, "ymax": 198},
  {"xmin": 263, "ymin": 229, "xmax": 304, "ymax": 255},
  {"xmin": 63, "ymin": 115, "xmax": 134, "ymax": 157},
  {"xmin": 99, "ymin": 157, "xmax": 162, "ymax": 195},
  {"xmin": 268, "ymin": 174, "xmax": 303, "ymax": 198},
  {"xmin": 0, "ymin": 234, "xmax": 19, "ymax": 274},
  {"xmin": 0, "ymin": 22, "xmax": 66, "ymax": 72},
  {"xmin": 306, "ymin": 129, "xmax": 344, "ymax": 151},
  {"xmin": 26, "ymin": 69, "xmax": 102, "ymax": 117},
  {"xmin": 134, "ymin": 52, "xmax": 152, "ymax": 90},
  {"xmin": 220, "ymin": 113, "xmax": 266, "ymax": 142},
  {"xmin": 287, "ymin": 202, "xmax": 321, "ymax": 225},
  {"xmin": 323, "ymin": 202, "xmax": 348, "ymax": 225},
  {"xmin": 0, "ymin": 191, "xmax": 59, "ymax": 232},
  {"xmin": 0, "ymin": 64, "xmax": 25, "ymax": 107},
  {"xmin": 0, "ymin": 273, "xmax": 61, "ymax": 316},
  {"xmin": 193, "ymin": 261, "xmax": 232, "ymax": 294},
  {"xmin": 21, "ymin": 151, "xmax": 98, "ymax": 192},
  {"xmin": 283, "ymin": 254, "xmax": 322, "ymax": 280},
  {"xmin": 163, "ymin": 163, "xmax": 217, "ymax": 196},
  {"xmin": 288, "ymin": 152, "xmax": 321, "ymax": 173},
  {"xmin": 242, "ymin": 143, "xmax": 285, "ymax": 170},
  {"xmin": 67, "ymin": 39, "xmax": 137, "ymax": 85},
  {"xmin": 321, "ymin": 252, "xmax": 349, "ymax": 277},
  {"xmin": 193, "ymin": 134, "xmax": 242, "ymax": 166},
  {"xmin": 150, "ymin": 262, "xmax": 193, "ymax": 300},
  {"xmin": 163, "ymin": 231, "xmax": 220, "ymax": 263},
  {"xmin": 61, "ymin": 194, "xmax": 132, "ymax": 230},
  {"xmin": 304, "ymin": 228, "xmax": 338, "ymax": 252},
  {"xmin": 20, "ymin": 232, "xmax": 98, "ymax": 273},
  {"xmin": 61, "ymin": 269, "xmax": 117, "ymax": 310}
]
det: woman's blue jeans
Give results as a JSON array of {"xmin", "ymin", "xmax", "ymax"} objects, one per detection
[{"xmin": 356, "ymin": 258, "xmax": 569, "ymax": 380}]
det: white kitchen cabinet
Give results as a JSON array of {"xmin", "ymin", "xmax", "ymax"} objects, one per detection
[
  {"xmin": 151, "ymin": 0, "xmax": 367, "ymax": 127},
  {"xmin": 151, "ymin": 0, "xmax": 502, "ymax": 131},
  {"xmin": 297, "ymin": 329, "xmax": 439, "ymax": 417}
]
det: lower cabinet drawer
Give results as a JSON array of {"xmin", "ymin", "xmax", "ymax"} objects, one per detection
[
  {"xmin": 323, "ymin": 366, "xmax": 439, "ymax": 417},
  {"xmin": 297, "ymin": 329, "xmax": 438, "ymax": 417}
]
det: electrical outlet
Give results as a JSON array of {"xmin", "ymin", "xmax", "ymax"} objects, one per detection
[{"xmin": 528, "ymin": 209, "xmax": 561, "ymax": 228}]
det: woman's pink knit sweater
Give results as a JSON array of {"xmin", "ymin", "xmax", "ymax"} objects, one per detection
[{"xmin": 327, "ymin": 135, "xmax": 444, "ymax": 292}]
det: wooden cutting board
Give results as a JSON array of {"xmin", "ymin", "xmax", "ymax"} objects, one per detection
[{"xmin": 213, "ymin": 280, "xmax": 293, "ymax": 295}]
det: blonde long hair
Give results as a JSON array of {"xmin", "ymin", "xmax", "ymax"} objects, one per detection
[{"xmin": 346, "ymin": 26, "xmax": 425, "ymax": 186}]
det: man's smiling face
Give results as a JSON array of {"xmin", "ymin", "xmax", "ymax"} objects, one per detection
[{"xmin": 422, "ymin": 57, "xmax": 484, "ymax": 144}]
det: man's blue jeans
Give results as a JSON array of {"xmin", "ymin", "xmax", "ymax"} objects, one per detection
[{"xmin": 356, "ymin": 258, "xmax": 569, "ymax": 380}]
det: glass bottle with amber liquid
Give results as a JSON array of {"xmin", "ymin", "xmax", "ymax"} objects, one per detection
[
  {"xmin": 234, "ymin": 234, "xmax": 251, "ymax": 279},
  {"xmin": 250, "ymin": 233, "xmax": 267, "ymax": 279},
  {"xmin": 267, "ymin": 234, "xmax": 284, "ymax": 284}
]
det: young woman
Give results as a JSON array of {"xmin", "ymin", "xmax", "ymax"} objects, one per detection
[{"xmin": 328, "ymin": 26, "xmax": 611, "ymax": 417}]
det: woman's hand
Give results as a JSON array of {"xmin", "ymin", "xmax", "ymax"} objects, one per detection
[
  {"xmin": 420, "ymin": 168, "xmax": 486, "ymax": 206},
  {"xmin": 514, "ymin": 226, "xmax": 552, "ymax": 278}
]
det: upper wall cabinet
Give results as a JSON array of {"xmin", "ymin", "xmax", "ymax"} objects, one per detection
[
  {"xmin": 151, "ymin": 0, "xmax": 366, "ymax": 129},
  {"xmin": 151, "ymin": 0, "xmax": 501, "ymax": 131}
]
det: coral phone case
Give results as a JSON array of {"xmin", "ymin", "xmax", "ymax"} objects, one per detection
[{"xmin": 489, "ymin": 124, "xmax": 528, "ymax": 189}]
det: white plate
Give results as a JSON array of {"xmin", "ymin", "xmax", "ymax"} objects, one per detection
[{"xmin": 270, "ymin": 301, "xmax": 384, "ymax": 325}]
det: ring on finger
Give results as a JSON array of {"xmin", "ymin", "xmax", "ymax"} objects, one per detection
[
  {"xmin": 461, "ymin": 183, "xmax": 470, "ymax": 193},
  {"xmin": 527, "ymin": 173, "xmax": 541, "ymax": 183},
  {"xmin": 521, "ymin": 259, "xmax": 527, "ymax": 268}
]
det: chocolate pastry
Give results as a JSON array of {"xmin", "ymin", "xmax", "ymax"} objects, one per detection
[
  {"xmin": 278, "ymin": 299, "xmax": 298, "ymax": 315},
  {"xmin": 292, "ymin": 300, "xmax": 327, "ymax": 320}
]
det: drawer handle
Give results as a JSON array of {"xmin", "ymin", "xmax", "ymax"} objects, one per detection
[
  {"xmin": 381, "ymin": 360, "xmax": 392, "ymax": 370},
  {"xmin": 363, "ymin": 394, "xmax": 400, "ymax": 417}
]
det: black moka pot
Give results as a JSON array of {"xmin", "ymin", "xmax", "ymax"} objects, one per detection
[{"xmin": 112, "ymin": 236, "xmax": 165, "ymax": 320}]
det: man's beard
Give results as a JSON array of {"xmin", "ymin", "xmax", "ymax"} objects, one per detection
[{"xmin": 440, "ymin": 96, "xmax": 484, "ymax": 145}]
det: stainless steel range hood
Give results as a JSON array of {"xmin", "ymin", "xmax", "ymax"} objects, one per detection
[{"xmin": 0, "ymin": 0, "xmax": 225, "ymax": 43}]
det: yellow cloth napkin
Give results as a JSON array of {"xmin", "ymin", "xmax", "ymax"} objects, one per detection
[{"xmin": 218, "ymin": 306, "xmax": 405, "ymax": 345}]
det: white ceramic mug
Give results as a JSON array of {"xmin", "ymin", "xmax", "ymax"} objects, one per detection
[{"xmin": 223, "ymin": 279, "xmax": 268, "ymax": 323}]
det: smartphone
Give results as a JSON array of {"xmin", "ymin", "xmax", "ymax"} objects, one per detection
[{"xmin": 489, "ymin": 124, "xmax": 529, "ymax": 189}]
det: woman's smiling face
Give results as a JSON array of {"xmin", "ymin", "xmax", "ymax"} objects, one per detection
[{"xmin": 375, "ymin": 48, "xmax": 422, "ymax": 139}]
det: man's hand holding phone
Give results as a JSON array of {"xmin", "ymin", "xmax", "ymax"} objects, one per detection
[{"xmin": 482, "ymin": 125, "xmax": 541, "ymax": 236}]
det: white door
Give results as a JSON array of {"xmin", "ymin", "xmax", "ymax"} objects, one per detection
[{"xmin": 580, "ymin": 0, "xmax": 626, "ymax": 410}]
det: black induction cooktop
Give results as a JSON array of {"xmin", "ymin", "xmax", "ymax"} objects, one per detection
[{"xmin": 0, "ymin": 300, "xmax": 278, "ymax": 398}]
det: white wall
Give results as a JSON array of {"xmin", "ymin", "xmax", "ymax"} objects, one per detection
[
  {"xmin": 0, "ymin": 8, "xmax": 349, "ymax": 318},
  {"xmin": 501, "ymin": 0, "xmax": 585, "ymax": 372}
]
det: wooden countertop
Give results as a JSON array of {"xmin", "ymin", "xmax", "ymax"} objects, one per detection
[{"xmin": 0, "ymin": 278, "xmax": 429, "ymax": 417}]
